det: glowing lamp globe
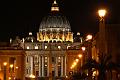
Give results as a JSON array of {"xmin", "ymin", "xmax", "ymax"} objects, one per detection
[{"xmin": 98, "ymin": 9, "xmax": 106, "ymax": 17}]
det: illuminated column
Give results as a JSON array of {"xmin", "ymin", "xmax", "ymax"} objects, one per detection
[
  {"xmin": 39, "ymin": 56, "xmax": 41, "ymax": 77},
  {"xmin": 30, "ymin": 56, "xmax": 33, "ymax": 74},
  {"xmin": 42, "ymin": 56, "xmax": 44, "ymax": 77},
  {"xmin": 55, "ymin": 57, "xmax": 58, "ymax": 76},
  {"xmin": 65, "ymin": 56, "xmax": 67, "ymax": 76},
  {"xmin": 61, "ymin": 56, "xmax": 63, "ymax": 76},
  {"xmin": 47, "ymin": 57, "xmax": 49, "ymax": 76}
]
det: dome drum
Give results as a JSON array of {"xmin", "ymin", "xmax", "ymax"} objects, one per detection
[{"xmin": 39, "ymin": 16, "xmax": 71, "ymax": 32}]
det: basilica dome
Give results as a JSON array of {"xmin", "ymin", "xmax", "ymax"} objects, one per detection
[
  {"xmin": 39, "ymin": 15, "xmax": 71, "ymax": 32},
  {"xmin": 37, "ymin": 0, "xmax": 73, "ymax": 42},
  {"xmin": 39, "ymin": 0, "xmax": 71, "ymax": 32}
]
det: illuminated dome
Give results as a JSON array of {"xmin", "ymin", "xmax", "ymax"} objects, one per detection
[
  {"xmin": 39, "ymin": 0, "xmax": 71, "ymax": 32},
  {"xmin": 37, "ymin": 0, "xmax": 73, "ymax": 42},
  {"xmin": 39, "ymin": 15, "xmax": 71, "ymax": 32}
]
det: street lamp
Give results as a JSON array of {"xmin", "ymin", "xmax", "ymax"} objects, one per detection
[
  {"xmin": 10, "ymin": 64, "xmax": 13, "ymax": 80},
  {"xmin": 75, "ymin": 59, "xmax": 79, "ymax": 62},
  {"xmin": 81, "ymin": 47, "xmax": 86, "ymax": 51},
  {"xmin": 3, "ymin": 62, "xmax": 7, "ymax": 80},
  {"xmin": 86, "ymin": 34, "xmax": 93, "ymax": 41},
  {"xmin": 3, "ymin": 62, "xmax": 7, "ymax": 66},
  {"xmin": 78, "ymin": 54, "xmax": 82, "ymax": 58},
  {"xmin": 98, "ymin": 9, "xmax": 107, "ymax": 55},
  {"xmin": 78, "ymin": 54, "xmax": 83, "ymax": 68},
  {"xmin": 98, "ymin": 9, "xmax": 106, "ymax": 18},
  {"xmin": 85, "ymin": 34, "xmax": 93, "ymax": 80}
]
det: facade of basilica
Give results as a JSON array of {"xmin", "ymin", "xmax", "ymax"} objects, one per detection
[
  {"xmin": 21, "ymin": 1, "xmax": 82, "ymax": 79},
  {"xmin": 0, "ymin": 0, "xmax": 83, "ymax": 80}
]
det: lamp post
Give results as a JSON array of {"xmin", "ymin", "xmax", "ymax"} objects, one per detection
[
  {"xmin": 86, "ymin": 34, "xmax": 92, "ymax": 60},
  {"xmin": 10, "ymin": 64, "xmax": 13, "ymax": 80},
  {"xmin": 98, "ymin": 9, "xmax": 107, "ymax": 55},
  {"xmin": 85, "ymin": 34, "xmax": 93, "ymax": 80},
  {"xmin": 3, "ymin": 62, "xmax": 7, "ymax": 80},
  {"xmin": 81, "ymin": 46, "xmax": 86, "ymax": 66}
]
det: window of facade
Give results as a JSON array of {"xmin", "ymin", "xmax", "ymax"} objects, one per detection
[
  {"xmin": 27, "ymin": 46, "xmax": 30, "ymax": 49},
  {"xmin": 9, "ymin": 57, "xmax": 16, "ymax": 64},
  {"xmin": 44, "ymin": 65, "xmax": 47, "ymax": 76},
  {"xmin": 58, "ymin": 63, "xmax": 61, "ymax": 76},
  {"xmin": 58, "ymin": 46, "xmax": 61, "ymax": 49},
  {"xmin": 45, "ymin": 46, "xmax": 47, "ymax": 49},
  {"xmin": 67, "ymin": 45, "xmax": 71, "ymax": 49},
  {"xmin": 26, "ymin": 69, "xmax": 29, "ymax": 74},
  {"xmin": 34, "ymin": 56, "xmax": 39, "ymax": 63},
  {"xmin": 35, "ymin": 45, "xmax": 38, "ymax": 49},
  {"xmin": 58, "ymin": 57, "xmax": 61, "ymax": 62},
  {"xmin": 52, "ymin": 71, "xmax": 55, "ymax": 77},
  {"xmin": 45, "ymin": 57, "xmax": 47, "ymax": 59},
  {"xmin": 45, "ymin": 57, "xmax": 48, "ymax": 62},
  {"xmin": 26, "ymin": 57, "xmax": 29, "ymax": 63},
  {"xmin": 52, "ymin": 57, "xmax": 55, "ymax": 63}
]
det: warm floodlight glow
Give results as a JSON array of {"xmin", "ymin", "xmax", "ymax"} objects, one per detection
[
  {"xmin": 29, "ymin": 74, "xmax": 35, "ymax": 78},
  {"xmin": 78, "ymin": 54, "xmax": 82, "ymax": 58},
  {"xmin": 75, "ymin": 59, "xmax": 79, "ymax": 62},
  {"xmin": 35, "ymin": 46, "xmax": 38, "ymax": 49},
  {"xmin": 81, "ymin": 47, "xmax": 86, "ymax": 51},
  {"xmin": 10, "ymin": 64, "xmax": 13, "ymax": 68},
  {"xmin": 3, "ymin": 62, "xmax": 7, "ymax": 66},
  {"xmin": 29, "ymin": 32, "xmax": 32, "ymax": 35},
  {"xmin": 70, "ymin": 66, "xmax": 73, "ymax": 69},
  {"xmin": 86, "ymin": 34, "xmax": 92, "ymax": 41},
  {"xmin": 58, "ymin": 46, "xmax": 61, "ymax": 49},
  {"xmin": 73, "ymin": 62, "xmax": 77, "ymax": 66},
  {"xmin": 98, "ymin": 9, "xmax": 106, "ymax": 17},
  {"xmin": 16, "ymin": 66, "xmax": 18, "ymax": 69},
  {"xmin": 71, "ymin": 64, "xmax": 75, "ymax": 69},
  {"xmin": 9, "ymin": 77, "xmax": 11, "ymax": 80},
  {"xmin": 27, "ymin": 46, "xmax": 30, "ymax": 49},
  {"xmin": 45, "ymin": 46, "xmax": 47, "ymax": 49}
]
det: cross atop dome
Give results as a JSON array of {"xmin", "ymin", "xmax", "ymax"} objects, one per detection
[{"xmin": 51, "ymin": 0, "xmax": 59, "ymax": 12}]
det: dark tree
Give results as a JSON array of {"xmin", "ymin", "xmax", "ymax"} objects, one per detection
[{"xmin": 82, "ymin": 54, "xmax": 120, "ymax": 80}]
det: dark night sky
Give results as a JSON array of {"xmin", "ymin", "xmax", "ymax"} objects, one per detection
[{"xmin": 0, "ymin": 0, "xmax": 120, "ymax": 41}]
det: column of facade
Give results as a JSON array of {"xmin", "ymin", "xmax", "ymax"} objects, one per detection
[
  {"xmin": 55, "ymin": 57, "xmax": 58, "ymax": 76},
  {"xmin": 61, "ymin": 56, "xmax": 63, "ymax": 76},
  {"xmin": 64, "ymin": 56, "xmax": 67, "ymax": 76},
  {"xmin": 30, "ymin": 56, "xmax": 33, "ymax": 75},
  {"xmin": 39, "ymin": 56, "xmax": 41, "ymax": 77},
  {"xmin": 47, "ymin": 57, "xmax": 49, "ymax": 76},
  {"xmin": 42, "ymin": 56, "xmax": 44, "ymax": 77}
]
